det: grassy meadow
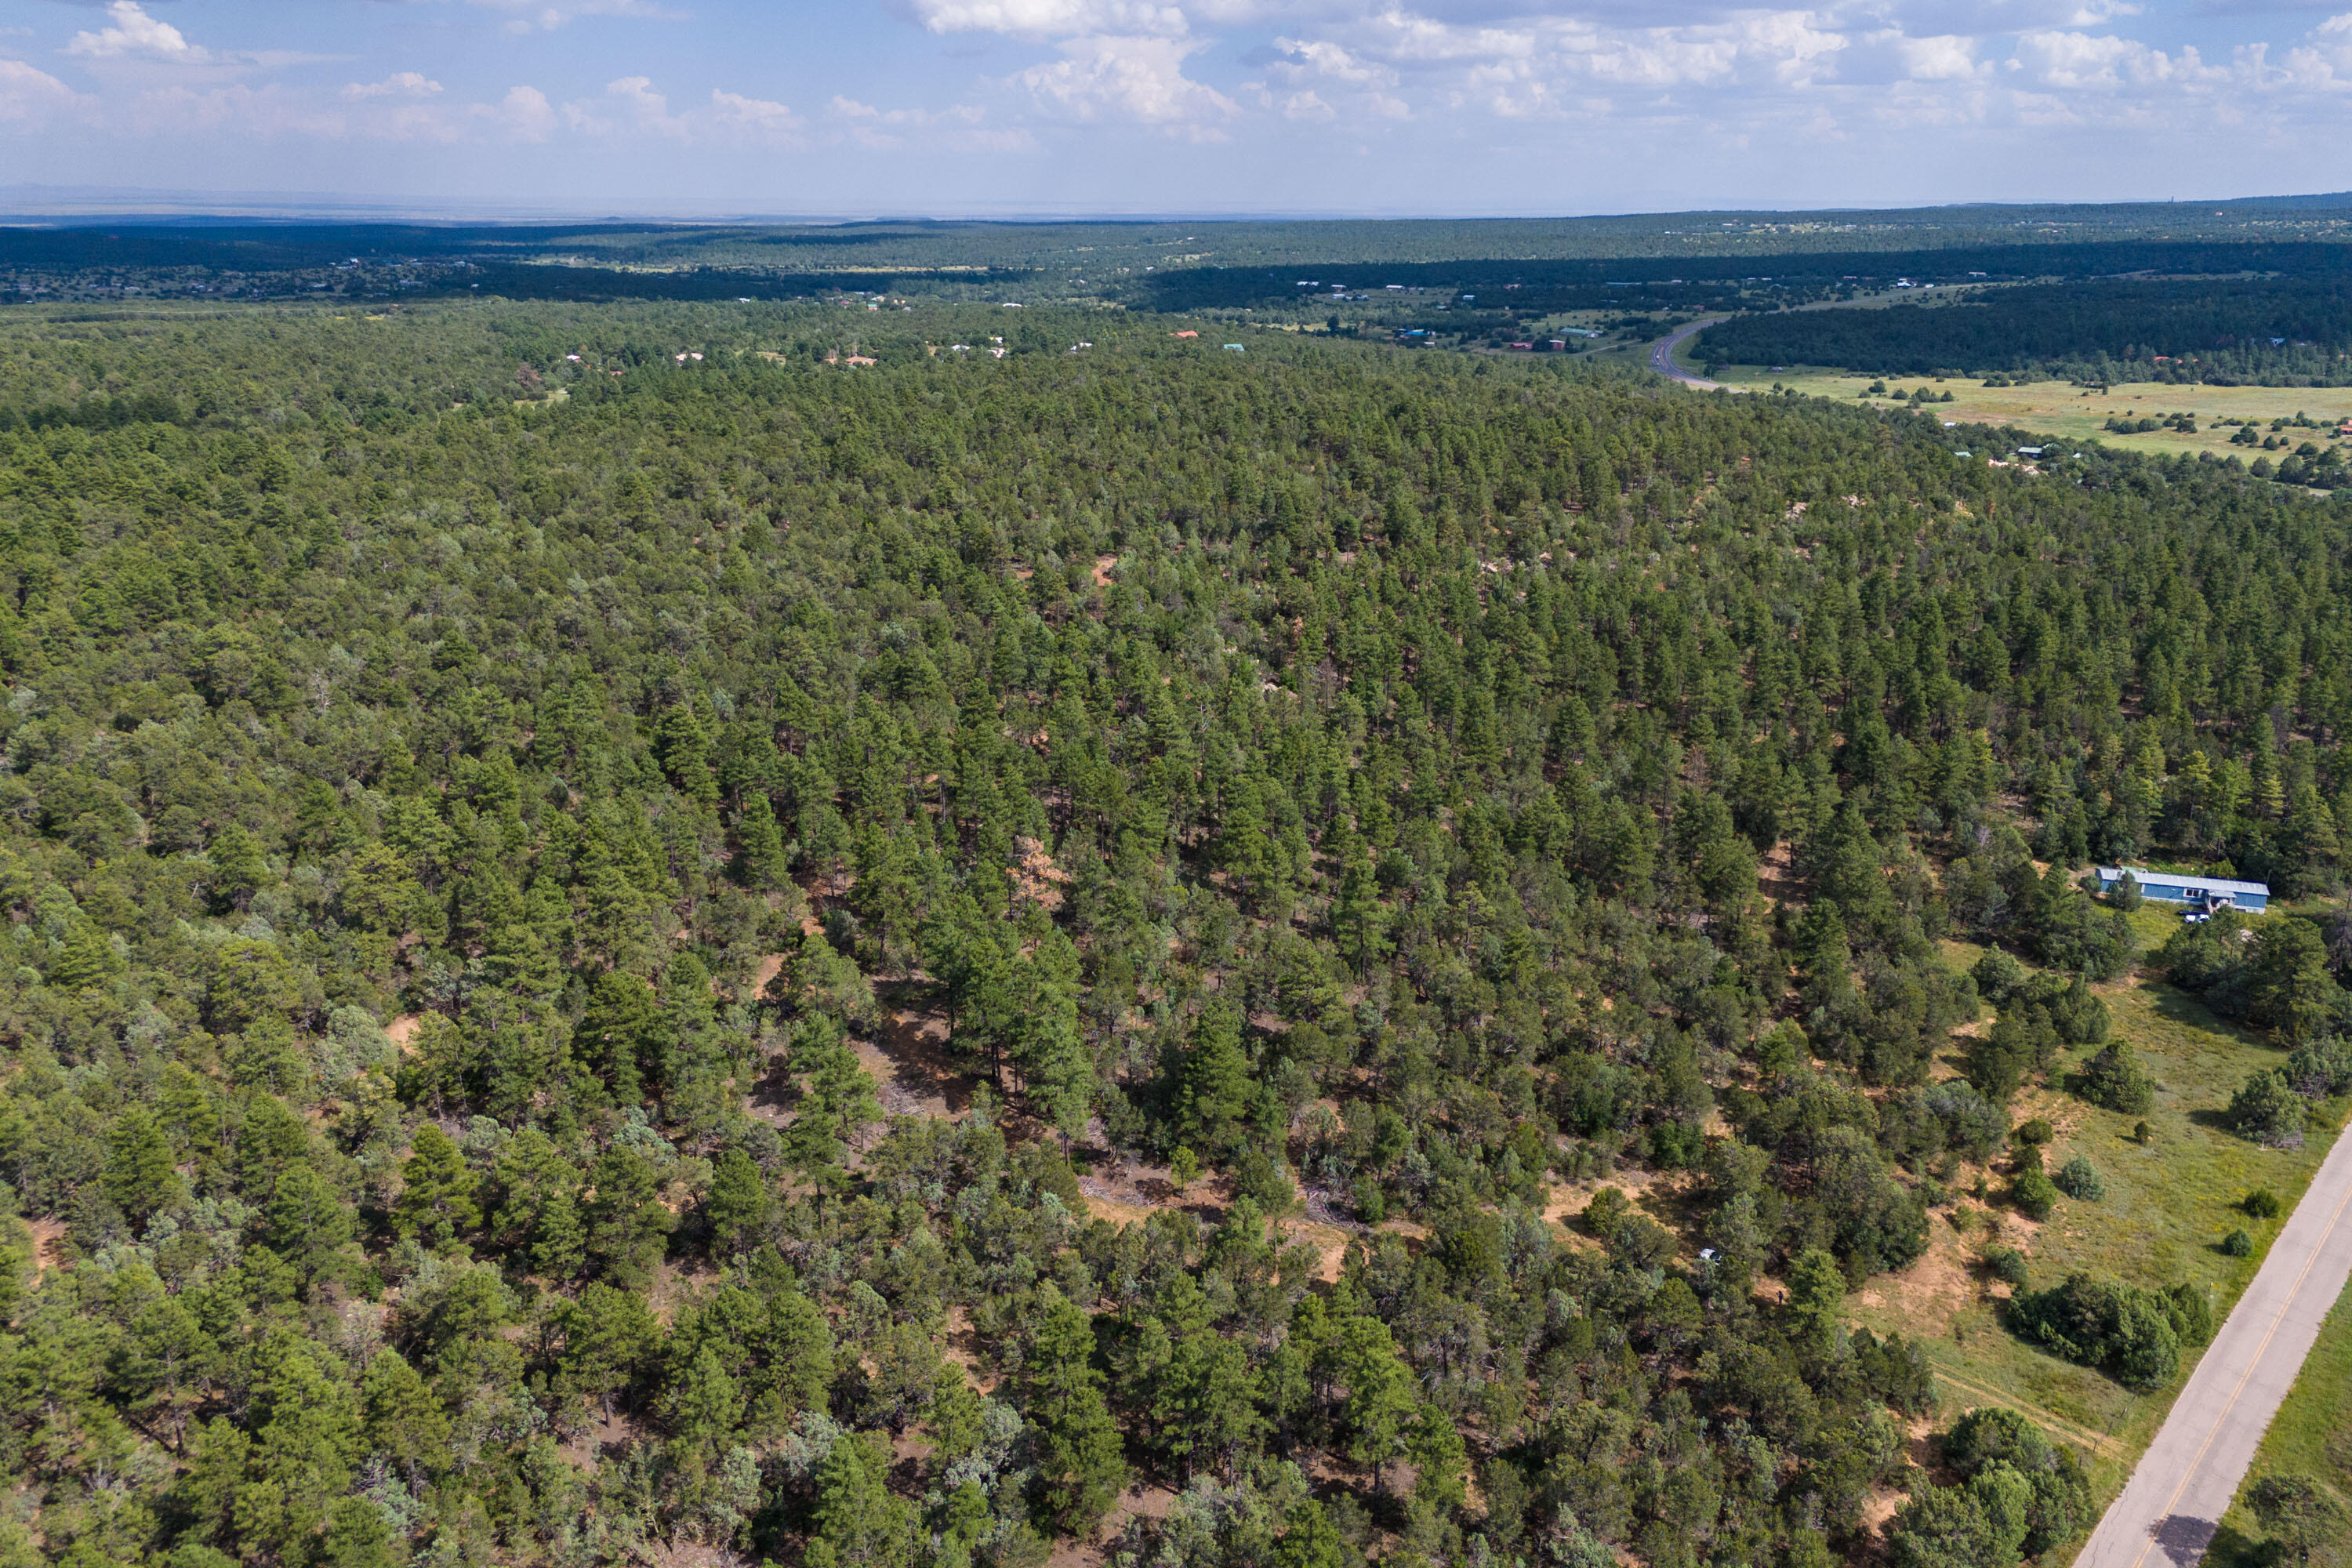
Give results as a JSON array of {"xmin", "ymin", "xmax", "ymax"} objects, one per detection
[
  {"xmin": 1838, "ymin": 907, "xmax": 2344, "ymax": 1536},
  {"xmin": 1688, "ymin": 356, "xmax": 2352, "ymax": 466}
]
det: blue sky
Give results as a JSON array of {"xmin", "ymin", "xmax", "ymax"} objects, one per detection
[{"xmin": 2, "ymin": 0, "xmax": 2350, "ymax": 215}]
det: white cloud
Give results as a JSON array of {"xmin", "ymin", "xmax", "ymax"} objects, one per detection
[
  {"xmin": 1266, "ymin": 36, "xmax": 1398, "ymax": 86},
  {"xmin": 467, "ymin": 0, "xmax": 684, "ymax": 34},
  {"xmin": 0, "ymin": 56, "xmax": 79, "ymax": 122},
  {"xmin": 709, "ymin": 88, "xmax": 806, "ymax": 139},
  {"xmin": 500, "ymin": 84, "xmax": 557, "ymax": 140},
  {"xmin": 909, "ymin": 0, "xmax": 1194, "ymax": 38},
  {"xmin": 2013, "ymin": 29, "xmax": 2216, "ymax": 88},
  {"xmin": 343, "ymin": 72, "xmax": 444, "ymax": 101},
  {"xmin": 561, "ymin": 77, "xmax": 813, "ymax": 143},
  {"xmin": 829, "ymin": 94, "xmax": 1036, "ymax": 150},
  {"xmin": 1016, "ymin": 33, "xmax": 1241, "ymax": 134},
  {"xmin": 66, "ymin": 2, "xmax": 211, "ymax": 64}
]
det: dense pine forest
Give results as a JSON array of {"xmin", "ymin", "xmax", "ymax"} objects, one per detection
[
  {"xmin": 2, "ymin": 299, "xmax": 2350, "ymax": 1568},
  {"xmin": 1693, "ymin": 276, "xmax": 2352, "ymax": 387}
]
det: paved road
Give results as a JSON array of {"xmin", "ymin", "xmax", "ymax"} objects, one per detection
[
  {"xmin": 1647, "ymin": 318, "xmax": 1726, "ymax": 388},
  {"xmin": 2073, "ymin": 1123, "xmax": 2352, "ymax": 1568}
]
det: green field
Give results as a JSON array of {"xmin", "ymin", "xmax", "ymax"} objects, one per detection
[
  {"xmin": 1845, "ymin": 917, "xmax": 2343, "ymax": 1537},
  {"xmin": 1683, "ymin": 351, "xmax": 2352, "ymax": 466}
]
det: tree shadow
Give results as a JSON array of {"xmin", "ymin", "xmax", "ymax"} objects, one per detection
[{"xmin": 2149, "ymin": 1512, "xmax": 2220, "ymax": 1566}]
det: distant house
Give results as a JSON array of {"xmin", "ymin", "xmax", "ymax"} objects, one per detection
[
  {"xmin": 1224, "ymin": 344, "xmax": 1245, "ymax": 353},
  {"xmin": 2095, "ymin": 867, "xmax": 2270, "ymax": 912},
  {"xmin": 1171, "ymin": 330, "xmax": 1198, "ymax": 339}
]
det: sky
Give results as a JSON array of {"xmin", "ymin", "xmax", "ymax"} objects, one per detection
[{"xmin": 2, "ymin": 0, "xmax": 2350, "ymax": 216}]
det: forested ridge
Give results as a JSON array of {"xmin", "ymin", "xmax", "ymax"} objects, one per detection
[
  {"xmin": 1694, "ymin": 275, "xmax": 2352, "ymax": 386},
  {"xmin": 2, "ymin": 302, "xmax": 2351, "ymax": 1568}
]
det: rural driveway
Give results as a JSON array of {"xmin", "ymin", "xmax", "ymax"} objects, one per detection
[
  {"xmin": 1648, "ymin": 318, "xmax": 1726, "ymax": 388},
  {"xmin": 2072, "ymin": 1121, "xmax": 2352, "ymax": 1567}
]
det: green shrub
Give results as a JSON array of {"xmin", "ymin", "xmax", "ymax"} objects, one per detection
[
  {"xmin": 1984, "ymin": 1246, "xmax": 2030, "ymax": 1287},
  {"xmin": 2221, "ymin": 1229, "xmax": 2254, "ymax": 1258},
  {"xmin": 2228, "ymin": 1071, "xmax": 2307, "ymax": 1146},
  {"xmin": 2014, "ymin": 1118, "xmax": 2054, "ymax": 1146},
  {"xmin": 2009, "ymin": 1272, "xmax": 2208, "ymax": 1388},
  {"xmin": 1229, "ymin": 1149, "xmax": 1296, "ymax": 1212},
  {"xmin": 2284, "ymin": 1037, "xmax": 2352, "ymax": 1098},
  {"xmin": 2078, "ymin": 1040, "xmax": 2154, "ymax": 1115},
  {"xmin": 2053, "ymin": 1155, "xmax": 2105, "ymax": 1203},
  {"xmin": 1938, "ymin": 1406, "xmax": 2094, "ymax": 1555},
  {"xmin": 2012, "ymin": 1170, "xmax": 2060, "ymax": 1220},
  {"xmin": 2245, "ymin": 1188, "xmax": 2284, "ymax": 1219},
  {"xmin": 1971, "ymin": 949, "xmax": 2027, "ymax": 1005}
]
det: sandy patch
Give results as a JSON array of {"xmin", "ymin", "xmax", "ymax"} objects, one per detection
[
  {"xmin": 1091, "ymin": 554, "xmax": 1118, "ymax": 588},
  {"xmin": 1076, "ymin": 1162, "xmax": 1236, "ymax": 1236},
  {"xmin": 1044, "ymin": 1481, "xmax": 1178, "ymax": 1566},
  {"xmin": 1280, "ymin": 1216, "xmax": 1354, "ymax": 1283},
  {"xmin": 1849, "ymin": 1214, "xmax": 1984, "ymax": 1329},
  {"xmin": 385, "ymin": 1014, "xmax": 423, "ymax": 1053},
  {"xmin": 857, "ymin": 1005, "xmax": 971, "ymax": 1118},
  {"xmin": 1541, "ymin": 1169, "xmax": 1671, "ymax": 1227},
  {"xmin": 940, "ymin": 1305, "xmax": 1002, "ymax": 1394},
  {"xmin": 559, "ymin": 1407, "xmax": 637, "ymax": 1468},
  {"xmin": 1860, "ymin": 1486, "xmax": 1907, "ymax": 1535},
  {"xmin": 28, "ymin": 1217, "xmax": 67, "ymax": 1275}
]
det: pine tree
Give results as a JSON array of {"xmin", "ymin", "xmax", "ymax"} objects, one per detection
[
  {"xmin": 1020, "ymin": 1283, "xmax": 1128, "ymax": 1534},
  {"xmin": 104, "ymin": 1107, "xmax": 184, "ymax": 1227},
  {"xmin": 1013, "ymin": 982, "xmax": 1094, "ymax": 1145},
  {"xmin": 805, "ymin": 1432, "xmax": 913, "ymax": 1568},
  {"xmin": 787, "ymin": 1015, "xmax": 883, "ymax": 1171},
  {"xmin": 555, "ymin": 1282, "xmax": 661, "ymax": 1420},
  {"xmin": 1179, "ymin": 1004, "xmax": 1253, "ymax": 1157},
  {"xmin": 530, "ymin": 1188, "xmax": 588, "ymax": 1280},
  {"xmin": 208, "ymin": 822, "xmax": 272, "ymax": 912},
  {"xmin": 706, "ymin": 1148, "xmax": 775, "ymax": 1258},
  {"xmin": 734, "ymin": 792, "xmax": 790, "ymax": 888},
  {"xmin": 1332, "ymin": 854, "xmax": 1389, "ymax": 978},
  {"xmin": 571, "ymin": 970, "xmax": 660, "ymax": 1105},
  {"xmin": 1320, "ymin": 1307, "xmax": 1414, "ymax": 1492},
  {"xmin": 48, "ymin": 919, "xmax": 123, "ymax": 991},
  {"xmin": 236, "ymin": 1334, "xmax": 361, "ymax": 1561},
  {"xmin": 360, "ymin": 1349, "xmax": 450, "ymax": 1488},
  {"xmin": 265, "ymin": 1163, "xmax": 356, "ymax": 1280},
  {"xmin": 393, "ymin": 1123, "xmax": 480, "ymax": 1243}
]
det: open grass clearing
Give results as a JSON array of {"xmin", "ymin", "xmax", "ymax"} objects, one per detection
[
  {"xmin": 1688, "ymin": 358, "xmax": 2352, "ymax": 466},
  {"xmin": 1846, "ymin": 931, "xmax": 2343, "ymax": 1534}
]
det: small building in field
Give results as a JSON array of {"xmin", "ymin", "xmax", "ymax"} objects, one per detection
[{"xmin": 2096, "ymin": 867, "xmax": 2270, "ymax": 912}]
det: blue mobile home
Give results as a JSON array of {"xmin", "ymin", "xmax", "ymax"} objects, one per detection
[{"xmin": 2094, "ymin": 867, "xmax": 2270, "ymax": 912}]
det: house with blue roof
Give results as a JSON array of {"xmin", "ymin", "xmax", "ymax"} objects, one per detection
[{"xmin": 2094, "ymin": 867, "xmax": 2270, "ymax": 913}]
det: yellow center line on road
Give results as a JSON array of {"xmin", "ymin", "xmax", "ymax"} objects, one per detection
[{"xmin": 2122, "ymin": 1164, "xmax": 2352, "ymax": 1568}]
